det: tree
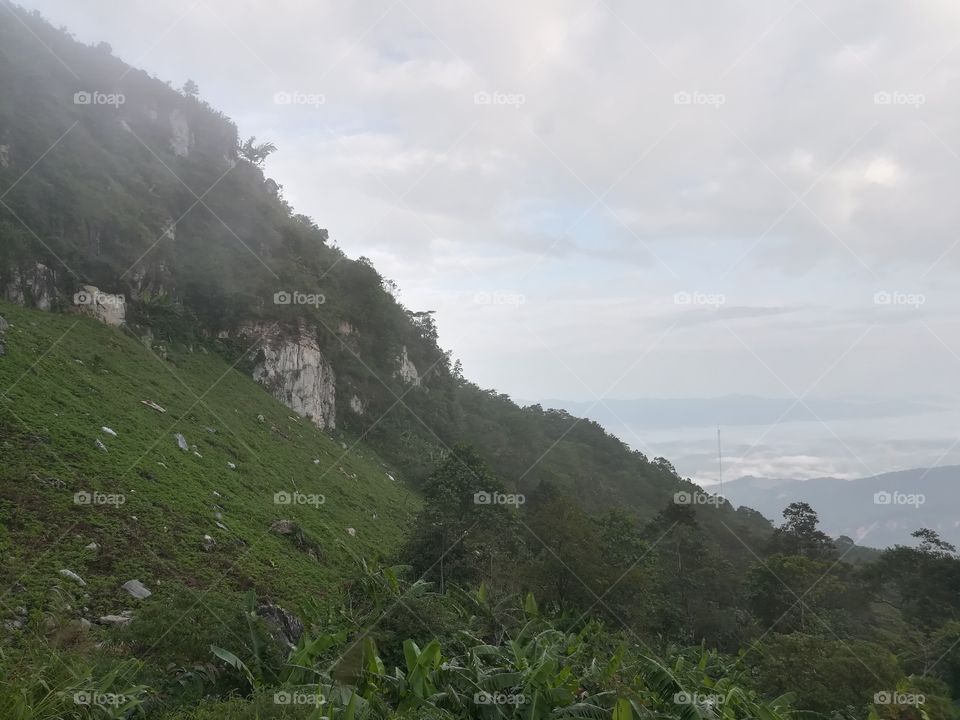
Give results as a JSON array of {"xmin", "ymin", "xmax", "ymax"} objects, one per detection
[
  {"xmin": 182, "ymin": 79, "xmax": 199, "ymax": 98},
  {"xmin": 238, "ymin": 136, "xmax": 277, "ymax": 166},
  {"xmin": 768, "ymin": 501, "xmax": 835, "ymax": 559},
  {"xmin": 401, "ymin": 444, "xmax": 521, "ymax": 593}
]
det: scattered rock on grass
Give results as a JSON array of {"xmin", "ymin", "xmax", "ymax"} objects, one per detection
[
  {"xmin": 98, "ymin": 611, "xmax": 133, "ymax": 627},
  {"xmin": 201, "ymin": 534, "xmax": 216, "ymax": 552},
  {"xmin": 121, "ymin": 579, "xmax": 151, "ymax": 599},
  {"xmin": 227, "ymin": 462, "xmax": 236, "ymax": 470},
  {"xmin": 173, "ymin": 433, "xmax": 188, "ymax": 452},
  {"xmin": 270, "ymin": 519, "xmax": 298, "ymax": 536},
  {"xmin": 101, "ymin": 426, "xmax": 118, "ymax": 437},
  {"xmin": 59, "ymin": 569, "xmax": 86, "ymax": 586},
  {"xmin": 141, "ymin": 400, "xmax": 166, "ymax": 413},
  {"xmin": 346, "ymin": 527, "xmax": 356, "ymax": 538},
  {"xmin": 95, "ymin": 439, "xmax": 108, "ymax": 453},
  {"xmin": 256, "ymin": 604, "xmax": 304, "ymax": 648}
]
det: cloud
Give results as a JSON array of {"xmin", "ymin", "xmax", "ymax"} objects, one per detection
[{"xmin": 18, "ymin": 0, "xmax": 960, "ymax": 478}]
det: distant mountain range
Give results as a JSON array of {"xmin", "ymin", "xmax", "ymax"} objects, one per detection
[
  {"xmin": 719, "ymin": 466, "xmax": 960, "ymax": 549},
  {"xmin": 534, "ymin": 395, "xmax": 942, "ymax": 429}
]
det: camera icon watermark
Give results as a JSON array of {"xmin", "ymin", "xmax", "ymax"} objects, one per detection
[
  {"xmin": 674, "ymin": 290, "xmax": 725, "ymax": 308},
  {"xmin": 674, "ymin": 490, "xmax": 725, "ymax": 507},
  {"xmin": 674, "ymin": 691, "xmax": 724, "ymax": 706},
  {"xmin": 474, "ymin": 91, "xmax": 526, "ymax": 108},
  {"xmin": 673, "ymin": 90, "xmax": 726, "ymax": 108},
  {"xmin": 73, "ymin": 90, "xmax": 125, "ymax": 108},
  {"xmin": 874, "ymin": 690, "xmax": 924, "ymax": 706},
  {"xmin": 873, "ymin": 290, "xmax": 925, "ymax": 308},
  {"xmin": 74, "ymin": 490, "xmax": 126, "ymax": 507},
  {"xmin": 473, "ymin": 491, "xmax": 525, "ymax": 506},
  {"xmin": 74, "ymin": 691, "xmax": 127, "ymax": 706},
  {"xmin": 273, "ymin": 290, "xmax": 326, "ymax": 307},
  {"xmin": 873, "ymin": 490, "xmax": 925, "ymax": 508},
  {"xmin": 273, "ymin": 490, "xmax": 325, "ymax": 508},
  {"xmin": 273, "ymin": 90, "xmax": 326, "ymax": 108},
  {"xmin": 474, "ymin": 290, "xmax": 526, "ymax": 307},
  {"xmin": 74, "ymin": 288, "xmax": 126, "ymax": 308},
  {"xmin": 474, "ymin": 691, "xmax": 526, "ymax": 705},
  {"xmin": 873, "ymin": 91, "xmax": 925, "ymax": 108},
  {"xmin": 273, "ymin": 690, "xmax": 324, "ymax": 706}
]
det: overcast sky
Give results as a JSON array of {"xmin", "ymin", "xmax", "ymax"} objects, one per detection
[{"xmin": 17, "ymin": 0, "xmax": 960, "ymax": 480}]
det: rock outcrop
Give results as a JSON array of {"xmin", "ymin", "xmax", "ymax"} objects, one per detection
[
  {"xmin": 169, "ymin": 108, "xmax": 193, "ymax": 157},
  {"xmin": 395, "ymin": 345, "xmax": 421, "ymax": 386},
  {"xmin": 245, "ymin": 323, "xmax": 336, "ymax": 429},
  {"xmin": 74, "ymin": 285, "xmax": 126, "ymax": 326},
  {"xmin": 4, "ymin": 263, "xmax": 57, "ymax": 310}
]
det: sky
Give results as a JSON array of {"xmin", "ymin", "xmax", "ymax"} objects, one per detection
[{"xmin": 16, "ymin": 0, "xmax": 960, "ymax": 483}]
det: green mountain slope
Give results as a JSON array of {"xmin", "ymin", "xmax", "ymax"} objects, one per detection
[{"xmin": 0, "ymin": 300, "xmax": 416, "ymax": 618}]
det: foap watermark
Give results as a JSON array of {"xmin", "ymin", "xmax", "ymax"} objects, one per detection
[
  {"xmin": 273, "ymin": 690, "xmax": 324, "ymax": 706},
  {"xmin": 74, "ymin": 288, "xmax": 125, "ymax": 309},
  {"xmin": 874, "ymin": 290, "xmax": 925, "ymax": 308},
  {"xmin": 873, "ymin": 91, "xmax": 925, "ymax": 108},
  {"xmin": 273, "ymin": 90, "xmax": 326, "ymax": 108},
  {"xmin": 674, "ymin": 490, "xmax": 725, "ymax": 507},
  {"xmin": 874, "ymin": 490, "xmax": 925, "ymax": 508},
  {"xmin": 474, "ymin": 691, "xmax": 526, "ymax": 706},
  {"xmin": 73, "ymin": 90, "xmax": 125, "ymax": 108},
  {"xmin": 274, "ymin": 490, "xmax": 325, "ymax": 508},
  {"xmin": 474, "ymin": 490, "xmax": 525, "ymax": 506},
  {"xmin": 74, "ymin": 490, "xmax": 125, "ymax": 507},
  {"xmin": 674, "ymin": 291, "xmax": 725, "ymax": 308},
  {"xmin": 673, "ymin": 90, "xmax": 726, "ymax": 108},
  {"xmin": 674, "ymin": 692, "xmax": 724, "ymax": 706},
  {"xmin": 874, "ymin": 691, "xmax": 924, "ymax": 707},
  {"xmin": 474, "ymin": 290, "xmax": 526, "ymax": 307},
  {"xmin": 474, "ymin": 91, "xmax": 526, "ymax": 108},
  {"xmin": 274, "ymin": 290, "xmax": 326, "ymax": 307},
  {"xmin": 73, "ymin": 691, "xmax": 128, "ymax": 707}
]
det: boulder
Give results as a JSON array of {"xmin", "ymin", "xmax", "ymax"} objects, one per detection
[
  {"xmin": 270, "ymin": 519, "xmax": 298, "ymax": 536},
  {"xmin": 121, "ymin": 579, "xmax": 151, "ymax": 599},
  {"xmin": 98, "ymin": 611, "xmax": 133, "ymax": 627},
  {"xmin": 59, "ymin": 569, "xmax": 86, "ymax": 586},
  {"xmin": 256, "ymin": 604, "xmax": 304, "ymax": 648},
  {"xmin": 173, "ymin": 433, "xmax": 188, "ymax": 451}
]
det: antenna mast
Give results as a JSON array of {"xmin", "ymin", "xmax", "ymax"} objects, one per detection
[{"xmin": 717, "ymin": 425, "xmax": 723, "ymax": 496}]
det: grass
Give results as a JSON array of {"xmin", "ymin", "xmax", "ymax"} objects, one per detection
[{"xmin": 0, "ymin": 300, "xmax": 418, "ymax": 636}]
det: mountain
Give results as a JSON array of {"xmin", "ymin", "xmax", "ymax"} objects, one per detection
[
  {"xmin": 0, "ymin": 299, "xmax": 416, "ymax": 608},
  {"xmin": 536, "ymin": 395, "xmax": 942, "ymax": 430},
  {"xmin": 0, "ymin": 4, "xmax": 768, "ymax": 540},
  {"xmin": 722, "ymin": 466, "xmax": 960, "ymax": 548}
]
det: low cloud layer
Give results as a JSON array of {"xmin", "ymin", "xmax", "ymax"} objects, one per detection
[{"xmin": 19, "ymin": 0, "xmax": 960, "ymax": 475}]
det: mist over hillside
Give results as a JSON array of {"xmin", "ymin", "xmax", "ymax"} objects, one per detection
[{"xmin": 3, "ymin": 2, "xmax": 960, "ymax": 719}]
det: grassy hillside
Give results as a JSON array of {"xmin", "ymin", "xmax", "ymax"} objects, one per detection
[{"xmin": 0, "ymin": 300, "xmax": 416, "ymax": 625}]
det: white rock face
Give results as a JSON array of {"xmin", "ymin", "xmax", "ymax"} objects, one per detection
[
  {"xmin": 76, "ymin": 285, "xmax": 125, "ymax": 326},
  {"xmin": 169, "ymin": 108, "xmax": 193, "ymax": 157},
  {"xmin": 5, "ymin": 263, "xmax": 56, "ymax": 310},
  {"xmin": 246, "ymin": 323, "xmax": 337, "ymax": 429},
  {"xmin": 395, "ymin": 345, "xmax": 421, "ymax": 386},
  {"xmin": 0, "ymin": 144, "xmax": 10, "ymax": 168},
  {"xmin": 349, "ymin": 395, "xmax": 366, "ymax": 414}
]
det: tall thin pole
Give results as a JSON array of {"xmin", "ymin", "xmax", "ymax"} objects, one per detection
[{"xmin": 717, "ymin": 425, "xmax": 723, "ymax": 496}]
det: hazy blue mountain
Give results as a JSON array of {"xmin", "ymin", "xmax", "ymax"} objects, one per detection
[
  {"xmin": 535, "ymin": 395, "xmax": 942, "ymax": 430},
  {"xmin": 720, "ymin": 466, "xmax": 960, "ymax": 549}
]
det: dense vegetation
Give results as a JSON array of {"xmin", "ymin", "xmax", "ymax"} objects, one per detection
[{"xmin": 3, "ymin": 4, "xmax": 960, "ymax": 719}]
